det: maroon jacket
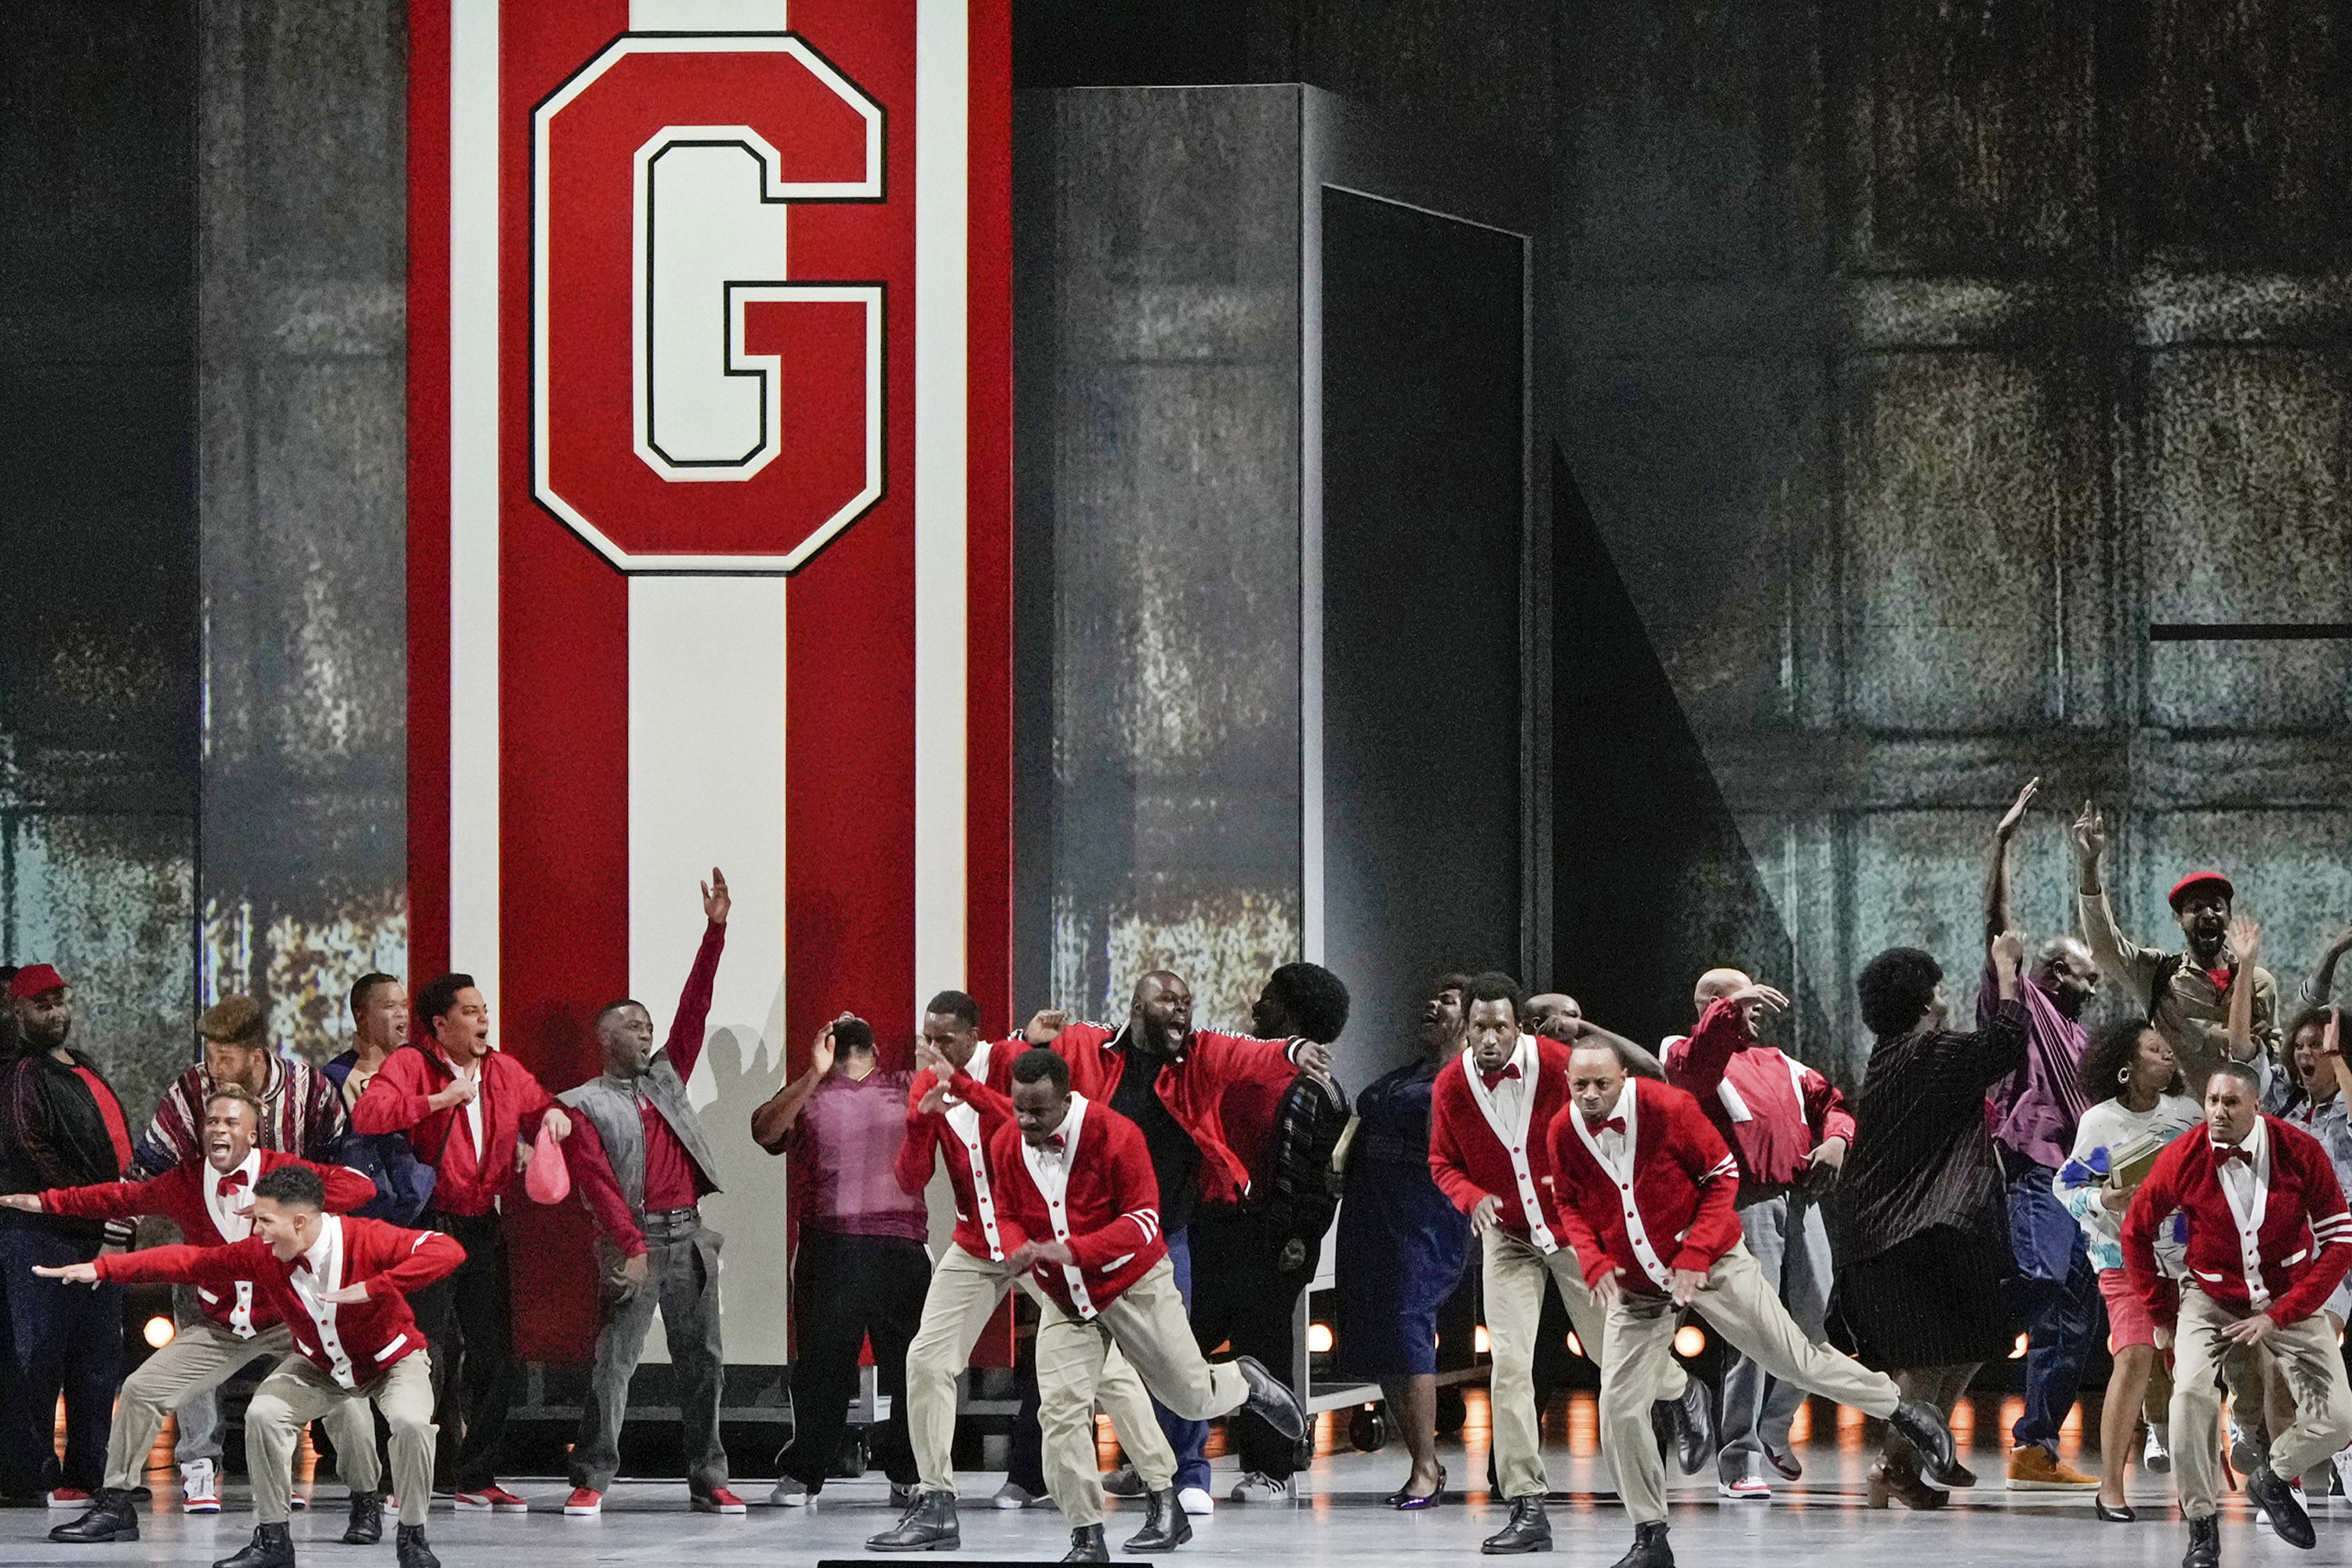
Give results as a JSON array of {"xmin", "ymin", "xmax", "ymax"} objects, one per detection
[
  {"xmin": 94, "ymin": 1214, "xmax": 464, "ymax": 1386},
  {"xmin": 42, "ymin": 1150, "xmax": 375, "ymax": 1336}
]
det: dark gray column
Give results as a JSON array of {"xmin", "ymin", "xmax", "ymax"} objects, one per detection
[{"xmin": 195, "ymin": 0, "xmax": 408, "ymax": 1058}]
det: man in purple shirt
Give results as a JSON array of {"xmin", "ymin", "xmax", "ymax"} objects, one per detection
[
  {"xmin": 1980, "ymin": 778, "xmax": 2103, "ymax": 1490},
  {"xmin": 752, "ymin": 1015, "xmax": 928, "ymax": 1505}
]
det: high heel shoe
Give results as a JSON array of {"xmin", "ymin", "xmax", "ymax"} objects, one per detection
[
  {"xmin": 1865, "ymin": 1459, "xmax": 1949, "ymax": 1511},
  {"xmin": 1389, "ymin": 1465, "xmax": 1446, "ymax": 1510},
  {"xmin": 2093, "ymin": 1497, "xmax": 2136, "ymax": 1522}
]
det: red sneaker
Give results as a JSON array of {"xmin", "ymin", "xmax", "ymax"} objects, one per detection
[
  {"xmin": 455, "ymin": 1484, "xmax": 531, "ymax": 1514},
  {"xmin": 47, "ymin": 1488, "xmax": 93, "ymax": 1509},
  {"xmin": 692, "ymin": 1487, "xmax": 748, "ymax": 1515},
  {"xmin": 564, "ymin": 1489, "xmax": 602, "ymax": 1517}
]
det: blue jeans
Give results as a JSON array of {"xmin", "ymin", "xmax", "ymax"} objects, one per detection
[
  {"xmin": 2007, "ymin": 1163, "xmax": 2103, "ymax": 1453},
  {"xmin": 1151, "ymin": 1230, "xmax": 1210, "ymax": 1493},
  {"xmin": 0, "ymin": 1224, "xmax": 122, "ymax": 1497}
]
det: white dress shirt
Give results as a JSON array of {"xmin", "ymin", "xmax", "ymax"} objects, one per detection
[
  {"xmin": 1021, "ymin": 1092, "xmax": 1098, "ymax": 1316},
  {"xmin": 199, "ymin": 1151, "xmax": 263, "ymax": 1337},
  {"xmin": 2212, "ymin": 1119, "xmax": 2273, "ymax": 1311}
]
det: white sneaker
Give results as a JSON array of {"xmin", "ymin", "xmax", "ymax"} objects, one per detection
[
  {"xmin": 2144, "ymin": 1425, "xmax": 2171, "ymax": 1475},
  {"xmin": 1717, "ymin": 1475, "xmax": 1772, "ymax": 1501},
  {"xmin": 181, "ymin": 1458, "xmax": 221, "ymax": 1514},
  {"xmin": 2332, "ymin": 1448, "xmax": 2352, "ymax": 1498},
  {"xmin": 768, "ymin": 1480, "xmax": 813, "ymax": 1508},
  {"xmin": 990, "ymin": 1480, "xmax": 1046, "ymax": 1510},
  {"xmin": 1227, "ymin": 1471, "xmax": 1291, "ymax": 1503},
  {"xmin": 1177, "ymin": 1486, "xmax": 1213, "ymax": 1516}
]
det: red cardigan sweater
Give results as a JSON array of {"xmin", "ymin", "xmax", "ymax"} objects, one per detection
[
  {"xmin": 352, "ymin": 1042, "xmax": 557, "ymax": 1215},
  {"xmin": 987, "ymin": 1093, "xmax": 1167, "ymax": 1317},
  {"xmin": 2122, "ymin": 1113, "xmax": 2352, "ymax": 1329},
  {"xmin": 1547, "ymin": 1076, "xmax": 1745, "ymax": 1295},
  {"xmin": 1429, "ymin": 1035, "xmax": 1575, "ymax": 1244},
  {"xmin": 42, "ymin": 1151, "xmax": 376, "ymax": 1335},
  {"xmin": 895, "ymin": 1037, "xmax": 1023, "ymax": 1262},
  {"xmin": 94, "ymin": 1214, "xmax": 463, "ymax": 1386},
  {"xmin": 1047, "ymin": 1022, "xmax": 1304, "ymax": 1204}
]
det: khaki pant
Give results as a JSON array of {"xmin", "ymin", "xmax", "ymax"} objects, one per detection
[
  {"xmin": 2171, "ymin": 1287, "xmax": 2352, "ymax": 1520},
  {"xmin": 1481, "ymin": 1225, "xmax": 1689, "ymax": 1500},
  {"xmin": 102, "ymin": 1318, "xmax": 376, "ymax": 1497},
  {"xmin": 247, "ymin": 1350, "xmax": 435, "ymax": 1526},
  {"xmin": 1599, "ymin": 1243, "xmax": 1899, "ymax": 1524},
  {"xmin": 907, "ymin": 1245, "xmax": 1173, "ymax": 1497},
  {"xmin": 1035, "ymin": 1259, "xmax": 1246, "ymax": 1527}
]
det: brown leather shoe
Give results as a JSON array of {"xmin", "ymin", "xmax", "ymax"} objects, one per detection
[
  {"xmin": 2007, "ymin": 1446, "xmax": 2099, "ymax": 1490},
  {"xmin": 1865, "ymin": 1458, "xmax": 1949, "ymax": 1510}
]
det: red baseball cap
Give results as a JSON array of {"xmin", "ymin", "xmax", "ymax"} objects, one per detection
[
  {"xmin": 2168, "ymin": 871, "xmax": 2234, "ymax": 910},
  {"xmin": 9, "ymin": 963, "xmax": 67, "ymax": 1000}
]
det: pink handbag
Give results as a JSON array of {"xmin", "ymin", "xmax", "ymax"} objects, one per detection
[{"xmin": 524, "ymin": 1120, "xmax": 571, "ymax": 1204}]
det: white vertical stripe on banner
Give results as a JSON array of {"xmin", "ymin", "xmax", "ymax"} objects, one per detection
[
  {"xmin": 626, "ymin": 575, "xmax": 791, "ymax": 1361},
  {"xmin": 629, "ymin": 0, "xmax": 789, "ymax": 27},
  {"xmin": 448, "ymin": 0, "xmax": 501, "ymax": 1039},
  {"xmin": 913, "ymin": 0, "xmax": 969, "ymax": 1018}
]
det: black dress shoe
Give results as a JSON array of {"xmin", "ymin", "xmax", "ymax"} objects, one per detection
[
  {"xmin": 1607, "ymin": 1522, "xmax": 1674, "ymax": 1568},
  {"xmin": 2182, "ymin": 1514, "xmax": 2220, "ymax": 1568},
  {"xmin": 49, "ymin": 1489, "xmax": 140, "ymax": 1544},
  {"xmin": 1121, "ymin": 1487, "xmax": 1192, "ymax": 1554},
  {"xmin": 213, "ymin": 1523, "xmax": 296, "ymax": 1568},
  {"xmin": 2246, "ymin": 1461, "xmax": 2316, "ymax": 1548},
  {"xmin": 1886, "ymin": 1399, "xmax": 1963, "ymax": 1488},
  {"xmin": 1481, "ymin": 1495, "xmax": 1552, "ymax": 1555},
  {"xmin": 396, "ymin": 1523, "xmax": 441, "ymax": 1568},
  {"xmin": 2093, "ymin": 1498, "xmax": 2135, "ymax": 1522},
  {"xmin": 1653, "ymin": 1378, "xmax": 1714, "ymax": 1476},
  {"xmin": 1233, "ymin": 1356, "xmax": 1307, "ymax": 1442},
  {"xmin": 868, "ymin": 1490, "xmax": 960, "ymax": 1552},
  {"xmin": 1061, "ymin": 1524, "xmax": 1110, "ymax": 1563},
  {"xmin": 343, "ymin": 1488, "xmax": 384, "ymax": 1545}
]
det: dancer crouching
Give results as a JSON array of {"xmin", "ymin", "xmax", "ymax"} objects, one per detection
[
  {"xmin": 34, "ymin": 1163, "xmax": 462, "ymax": 1568},
  {"xmin": 991, "ymin": 1048, "xmax": 1305, "ymax": 1562},
  {"xmin": 1549, "ymin": 1040, "xmax": 1962, "ymax": 1568}
]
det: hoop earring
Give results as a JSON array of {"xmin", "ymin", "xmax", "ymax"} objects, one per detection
[{"xmin": 2118, "ymin": 1068, "xmax": 2132, "ymax": 1084}]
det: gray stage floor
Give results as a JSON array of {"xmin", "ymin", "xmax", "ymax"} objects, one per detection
[{"xmin": 0, "ymin": 1392, "xmax": 2325, "ymax": 1567}]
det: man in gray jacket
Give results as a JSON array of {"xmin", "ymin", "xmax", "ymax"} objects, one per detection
[{"xmin": 558, "ymin": 869, "xmax": 744, "ymax": 1516}]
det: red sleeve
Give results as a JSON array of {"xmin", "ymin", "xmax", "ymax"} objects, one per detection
[
  {"xmin": 1664, "ymin": 999, "xmax": 1745, "ymax": 1103},
  {"xmin": 662, "ymin": 920, "xmax": 727, "ymax": 1083},
  {"xmin": 1426, "ymin": 1069, "xmax": 1491, "ymax": 1217},
  {"xmin": 310, "ymin": 1162, "xmax": 382, "ymax": 1216},
  {"xmin": 2122, "ymin": 1142, "xmax": 2186, "ymax": 1329},
  {"xmin": 95, "ymin": 1238, "xmax": 263, "ymax": 1291},
  {"xmin": 1666, "ymin": 1090, "xmax": 1744, "ymax": 1276},
  {"xmin": 40, "ymin": 1172, "xmax": 180, "ymax": 1222},
  {"xmin": 561, "ymin": 1116, "xmax": 647, "ymax": 1257},
  {"xmin": 358, "ymin": 1227, "xmax": 466, "ymax": 1301},
  {"xmin": 1544, "ymin": 1106, "xmax": 1615, "ymax": 1288},
  {"xmin": 1063, "ymin": 1117, "xmax": 1164, "ymax": 1275},
  {"xmin": 509, "ymin": 1062, "xmax": 557, "ymax": 1140},
  {"xmin": 951, "ymin": 1068, "xmax": 1017, "ymax": 1127},
  {"xmin": 1189, "ymin": 1029, "xmax": 1304, "ymax": 1096},
  {"xmin": 1802, "ymin": 1065, "xmax": 1857, "ymax": 1147},
  {"xmin": 352, "ymin": 1051, "xmax": 437, "ymax": 1134},
  {"xmin": 896, "ymin": 1078, "xmax": 946, "ymax": 1198},
  {"xmin": 2270, "ymin": 1130, "xmax": 2352, "ymax": 1326}
]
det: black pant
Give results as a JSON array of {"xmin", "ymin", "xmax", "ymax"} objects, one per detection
[
  {"xmin": 408, "ymin": 1210, "xmax": 517, "ymax": 1493},
  {"xmin": 0, "ymin": 1223, "xmax": 120, "ymax": 1497},
  {"xmin": 777, "ymin": 1231, "xmax": 929, "ymax": 1493},
  {"xmin": 1188, "ymin": 1209, "xmax": 1308, "ymax": 1479}
]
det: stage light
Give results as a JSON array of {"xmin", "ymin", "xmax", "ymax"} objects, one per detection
[
  {"xmin": 143, "ymin": 1316, "xmax": 175, "ymax": 1349},
  {"xmin": 1565, "ymin": 1332, "xmax": 1584, "ymax": 1359},
  {"xmin": 1308, "ymin": 1322, "xmax": 1334, "ymax": 1354},
  {"xmin": 2009, "ymin": 1333, "xmax": 2029, "ymax": 1359},
  {"xmin": 1475, "ymin": 1324, "xmax": 1492, "ymax": 1355},
  {"xmin": 1673, "ymin": 1326, "xmax": 1706, "ymax": 1358}
]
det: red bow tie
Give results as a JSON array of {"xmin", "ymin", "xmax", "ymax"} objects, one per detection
[
  {"xmin": 216, "ymin": 1170, "xmax": 250, "ymax": 1198},
  {"xmin": 1039, "ymin": 1133, "xmax": 1066, "ymax": 1152},
  {"xmin": 2216, "ymin": 1142, "xmax": 2253, "ymax": 1166},
  {"xmin": 293, "ymin": 1255, "xmax": 314, "ymax": 1273},
  {"xmin": 1587, "ymin": 1116, "xmax": 1628, "ymax": 1137},
  {"xmin": 1479, "ymin": 1063, "xmax": 1523, "ymax": 1091}
]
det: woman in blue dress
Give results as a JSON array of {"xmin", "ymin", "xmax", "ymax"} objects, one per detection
[{"xmin": 1335, "ymin": 973, "xmax": 1473, "ymax": 1508}]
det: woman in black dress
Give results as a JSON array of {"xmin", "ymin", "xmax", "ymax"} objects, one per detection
[
  {"xmin": 1835, "ymin": 930, "xmax": 2028, "ymax": 1508},
  {"xmin": 1334, "ymin": 974, "xmax": 1474, "ymax": 1508}
]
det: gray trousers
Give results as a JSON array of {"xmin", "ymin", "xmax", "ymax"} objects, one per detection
[
  {"xmin": 1715, "ymin": 1189, "xmax": 1833, "ymax": 1481},
  {"xmin": 569, "ymin": 1209, "xmax": 728, "ymax": 1494}
]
